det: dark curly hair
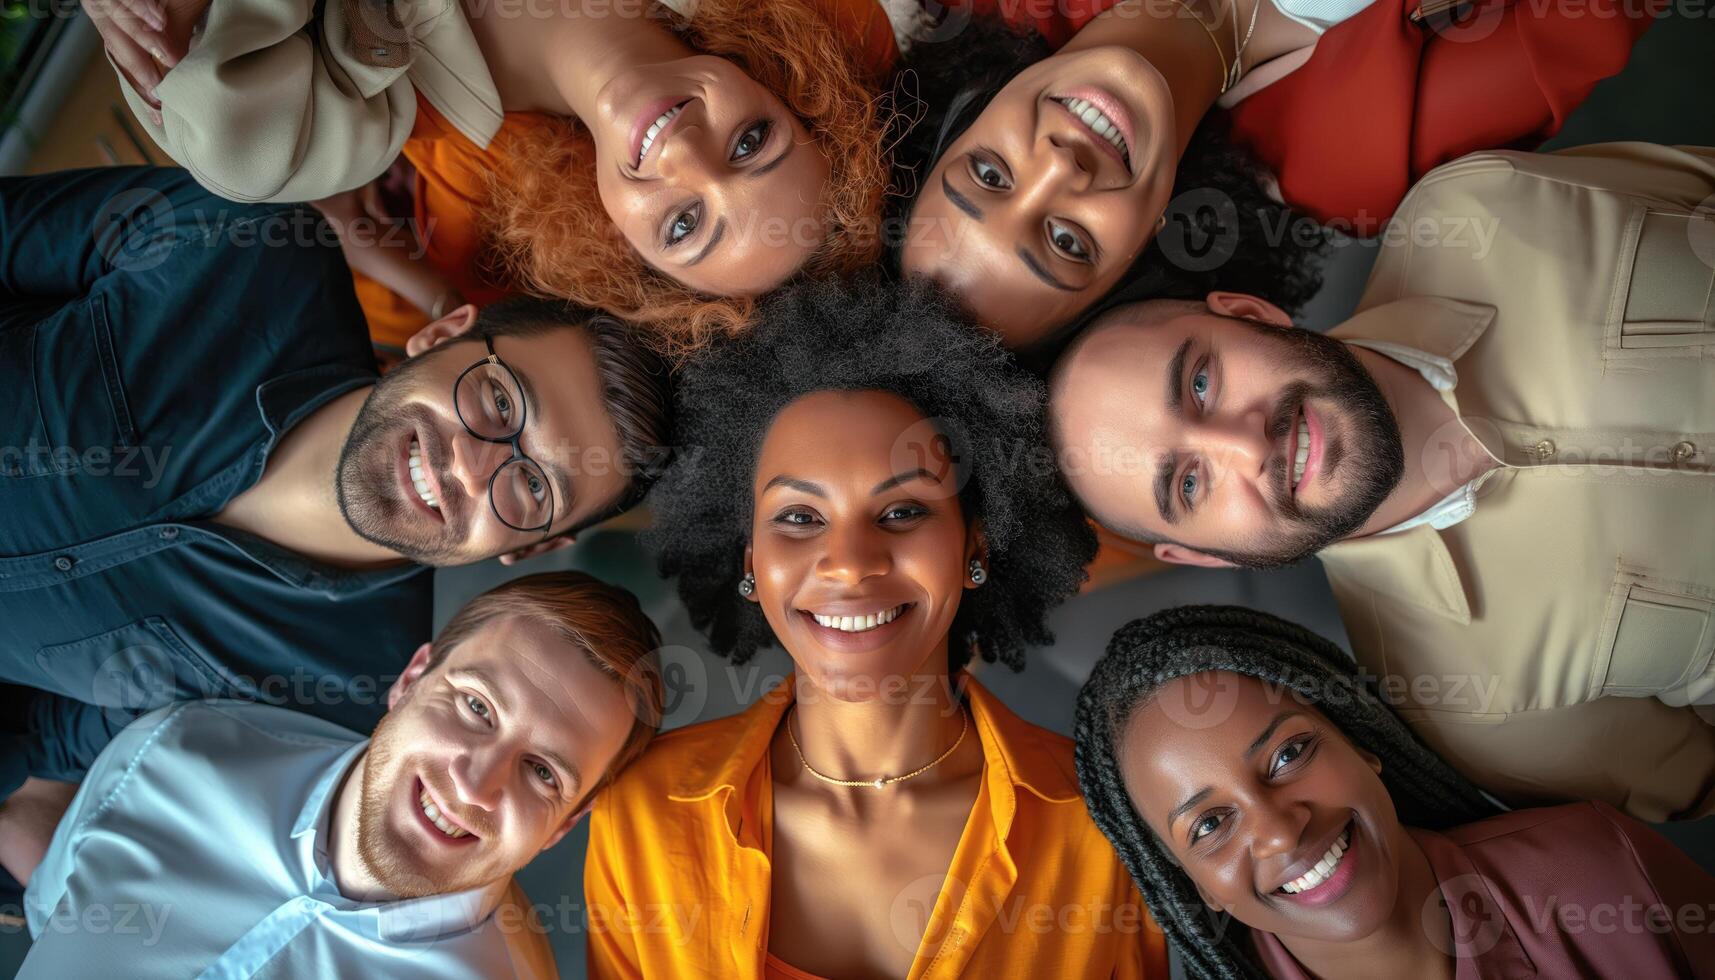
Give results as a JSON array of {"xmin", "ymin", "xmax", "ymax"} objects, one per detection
[
  {"xmin": 885, "ymin": 16, "xmax": 1326, "ymax": 364},
  {"xmin": 643, "ymin": 276, "xmax": 1097, "ymax": 672},
  {"xmin": 1072, "ymin": 606, "xmax": 1499, "ymax": 980}
]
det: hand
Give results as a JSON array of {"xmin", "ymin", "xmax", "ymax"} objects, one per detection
[{"xmin": 81, "ymin": 0, "xmax": 209, "ymax": 125}]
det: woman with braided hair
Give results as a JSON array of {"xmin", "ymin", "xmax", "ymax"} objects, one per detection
[
  {"xmin": 582, "ymin": 277, "xmax": 1168, "ymax": 978},
  {"xmin": 1073, "ymin": 605, "xmax": 1715, "ymax": 980}
]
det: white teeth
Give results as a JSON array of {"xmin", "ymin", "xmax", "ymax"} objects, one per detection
[
  {"xmin": 419, "ymin": 789, "xmax": 469, "ymax": 839},
  {"xmin": 1056, "ymin": 97, "xmax": 1129, "ymax": 162},
  {"xmin": 407, "ymin": 439, "xmax": 440, "ymax": 510},
  {"xmin": 1291, "ymin": 417, "xmax": 1311, "ymax": 489},
  {"xmin": 637, "ymin": 105, "xmax": 683, "ymax": 164},
  {"xmin": 1280, "ymin": 828, "xmax": 1349, "ymax": 894},
  {"xmin": 810, "ymin": 605, "xmax": 905, "ymax": 633}
]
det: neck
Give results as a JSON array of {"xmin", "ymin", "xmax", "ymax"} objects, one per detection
[
  {"xmin": 1345, "ymin": 346, "xmax": 1497, "ymax": 540},
  {"xmin": 462, "ymin": 0, "xmax": 693, "ymax": 118},
  {"xmin": 215, "ymin": 387, "xmax": 404, "ymax": 569},
  {"xmin": 328, "ymin": 748, "xmax": 395, "ymax": 903},
  {"xmin": 1276, "ymin": 827, "xmax": 1455, "ymax": 980},
  {"xmin": 780, "ymin": 660, "xmax": 973, "ymax": 788}
]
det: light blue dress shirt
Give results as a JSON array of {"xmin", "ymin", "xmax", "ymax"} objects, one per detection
[{"xmin": 23, "ymin": 700, "xmax": 555, "ymax": 978}]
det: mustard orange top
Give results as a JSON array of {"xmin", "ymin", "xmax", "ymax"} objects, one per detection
[
  {"xmin": 355, "ymin": 0, "xmax": 900, "ymax": 350},
  {"xmin": 583, "ymin": 674, "xmax": 1168, "ymax": 979}
]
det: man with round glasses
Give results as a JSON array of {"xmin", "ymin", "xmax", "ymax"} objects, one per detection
[{"xmin": 0, "ymin": 167, "xmax": 672, "ymax": 838}]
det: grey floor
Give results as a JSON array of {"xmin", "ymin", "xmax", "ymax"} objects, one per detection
[{"xmin": 3, "ymin": 14, "xmax": 1713, "ymax": 979}]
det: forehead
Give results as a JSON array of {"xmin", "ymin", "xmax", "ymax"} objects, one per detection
[
  {"xmin": 442, "ymin": 614, "xmax": 631, "ymax": 738},
  {"xmin": 1120, "ymin": 673, "xmax": 1299, "ymax": 813},
  {"xmin": 755, "ymin": 389, "xmax": 944, "ymax": 482}
]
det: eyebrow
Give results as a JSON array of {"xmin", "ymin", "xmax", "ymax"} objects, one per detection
[
  {"xmin": 1015, "ymin": 247, "xmax": 1076, "ymax": 292},
  {"xmin": 941, "ymin": 171, "xmax": 983, "ymax": 221},
  {"xmin": 513, "ymin": 366, "xmax": 577, "ymax": 521},
  {"xmin": 682, "ymin": 216, "xmax": 728, "ymax": 268},
  {"xmin": 871, "ymin": 468, "xmax": 937, "ymax": 495},
  {"xmin": 1153, "ymin": 452, "xmax": 1178, "ymax": 526},
  {"xmin": 748, "ymin": 139, "xmax": 795, "ymax": 179},
  {"xmin": 1165, "ymin": 338, "xmax": 1190, "ymax": 418},
  {"xmin": 1167, "ymin": 786, "xmax": 1212, "ymax": 831},
  {"xmin": 762, "ymin": 474, "xmax": 825, "ymax": 497},
  {"xmin": 1245, "ymin": 709, "xmax": 1301, "ymax": 760}
]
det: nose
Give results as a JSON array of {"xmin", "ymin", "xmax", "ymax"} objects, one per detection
[
  {"xmin": 448, "ymin": 744, "xmax": 507, "ymax": 813},
  {"xmin": 655, "ymin": 116, "xmax": 721, "ymax": 188},
  {"xmin": 816, "ymin": 522, "xmax": 891, "ymax": 586},
  {"xmin": 1248, "ymin": 794, "xmax": 1312, "ymax": 864},
  {"xmin": 1013, "ymin": 135, "xmax": 1093, "ymax": 214},
  {"xmin": 445, "ymin": 430, "xmax": 506, "ymax": 503},
  {"xmin": 1190, "ymin": 412, "xmax": 1273, "ymax": 479}
]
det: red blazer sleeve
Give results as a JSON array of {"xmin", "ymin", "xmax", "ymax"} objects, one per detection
[{"xmin": 1225, "ymin": 0, "xmax": 1658, "ymax": 229}]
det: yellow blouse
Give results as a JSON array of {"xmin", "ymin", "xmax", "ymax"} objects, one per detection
[{"xmin": 584, "ymin": 674, "xmax": 1168, "ymax": 979}]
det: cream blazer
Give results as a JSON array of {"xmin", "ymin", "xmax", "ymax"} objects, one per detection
[{"xmin": 1322, "ymin": 142, "xmax": 1715, "ymax": 822}]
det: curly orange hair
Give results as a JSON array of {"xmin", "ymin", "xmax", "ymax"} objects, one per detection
[{"xmin": 483, "ymin": 0, "xmax": 892, "ymax": 363}]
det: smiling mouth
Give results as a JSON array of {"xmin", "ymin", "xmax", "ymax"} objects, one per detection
[
  {"xmin": 1291, "ymin": 414, "xmax": 1311, "ymax": 492},
  {"xmin": 407, "ymin": 437, "xmax": 441, "ymax": 511},
  {"xmin": 1278, "ymin": 823, "xmax": 1350, "ymax": 894},
  {"xmin": 1049, "ymin": 96, "xmax": 1130, "ymax": 168},
  {"xmin": 417, "ymin": 780, "xmax": 475, "ymax": 840},
  {"xmin": 636, "ymin": 101, "xmax": 689, "ymax": 167},
  {"xmin": 806, "ymin": 603, "xmax": 909, "ymax": 634}
]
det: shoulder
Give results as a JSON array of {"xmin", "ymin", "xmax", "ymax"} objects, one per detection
[{"xmin": 1439, "ymin": 801, "xmax": 1688, "ymax": 895}]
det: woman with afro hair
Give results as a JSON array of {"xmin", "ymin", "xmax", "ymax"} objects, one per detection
[
  {"xmin": 1074, "ymin": 606, "xmax": 1715, "ymax": 980},
  {"xmin": 581, "ymin": 277, "xmax": 1169, "ymax": 978}
]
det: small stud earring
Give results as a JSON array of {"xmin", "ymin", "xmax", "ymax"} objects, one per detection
[
  {"xmin": 738, "ymin": 573, "xmax": 756, "ymax": 597},
  {"xmin": 968, "ymin": 560, "xmax": 987, "ymax": 586}
]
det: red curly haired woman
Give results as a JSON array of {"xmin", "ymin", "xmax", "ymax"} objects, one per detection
[{"xmin": 86, "ymin": 0, "xmax": 908, "ymax": 359}]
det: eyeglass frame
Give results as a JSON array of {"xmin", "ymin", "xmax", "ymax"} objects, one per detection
[{"xmin": 451, "ymin": 333, "xmax": 556, "ymax": 537}]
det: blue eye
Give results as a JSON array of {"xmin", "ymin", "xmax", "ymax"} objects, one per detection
[
  {"xmin": 1190, "ymin": 812, "xmax": 1224, "ymax": 842},
  {"xmin": 1180, "ymin": 471, "xmax": 1199, "ymax": 505},
  {"xmin": 1191, "ymin": 371, "xmax": 1209, "ymax": 403}
]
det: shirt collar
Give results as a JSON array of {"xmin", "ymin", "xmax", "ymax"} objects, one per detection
[
  {"xmin": 1329, "ymin": 296, "xmax": 1496, "ymax": 363},
  {"xmin": 1408, "ymin": 826, "xmax": 1539, "ymax": 978},
  {"xmin": 665, "ymin": 673, "xmax": 1081, "ymax": 829},
  {"xmin": 291, "ymin": 740, "xmax": 513, "ymax": 944}
]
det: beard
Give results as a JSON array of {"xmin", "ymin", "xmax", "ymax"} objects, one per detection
[
  {"xmin": 1203, "ymin": 325, "xmax": 1404, "ymax": 568},
  {"xmin": 354, "ymin": 710, "xmax": 499, "ymax": 899},
  {"xmin": 335, "ymin": 358, "xmax": 471, "ymax": 566}
]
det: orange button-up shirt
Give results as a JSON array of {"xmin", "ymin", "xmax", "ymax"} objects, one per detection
[{"xmin": 583, "ymin": 674, "xmax": 1167, "ymax": 979}]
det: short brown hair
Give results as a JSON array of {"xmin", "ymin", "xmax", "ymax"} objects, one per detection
[{"xmin": 428, "ymin": 571, "xmax": 665, "ymax": 806}]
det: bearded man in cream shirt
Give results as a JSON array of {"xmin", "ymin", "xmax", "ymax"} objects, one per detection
[{"xmin": 1051, "ymin": 142, "xmax": 1715, "ymax": 821}]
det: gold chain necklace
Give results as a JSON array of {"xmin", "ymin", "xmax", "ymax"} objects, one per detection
[
  {"xmin": 786, "ymin": 705, "xmax": 970, "ymax": 790},
  {"xmin": 1164, "ymin": 0, "xmax": 1262, "ymax": 93}
]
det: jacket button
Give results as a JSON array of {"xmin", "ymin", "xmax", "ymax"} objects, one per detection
[
  {"xmin": 1528, "ymin": 439, "xmax": 1556, "ymax": 460},
  {"xmin": 53, "ymin": 555, "xmax": 75, "ymax": 572},
  {"xmin": 160, "ymin": 526, "xmax": 179, "ymax": 540},
  {"xmin": 1672, "ymin": 441, "xmax": 1696, "ymax": 464}
]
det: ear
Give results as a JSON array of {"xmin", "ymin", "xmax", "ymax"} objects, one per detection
[
  {"xmin": 963, "ymin": 522, "xmax": 989, "ymax": 591},
  {"xmin": 1205, "ymin": 291, "xmax": 1293, "ymax": 329},
  {"xmin": 1153, "ymin": 542, "xmax": 1238, "ymax": 569},
  {"xmin": 388, "ymin": 642, "xmax": 437, "ymax": 709},
  {"xmin": 404, "ymin": 303, "xmax": 481, "ymax": 358},
  {"xmin": 1358, "ymin": 747, "xmax": 1383, "ymax": 776},
  {"xmin": 498, "ymin": 535, "xmax": 577, "ymax": 567},
  {"xmin": 741, "ymin": 544, "xmax": 759, "ymax": 604}
]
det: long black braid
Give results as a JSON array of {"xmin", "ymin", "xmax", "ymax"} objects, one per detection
[{"xmin": 1072, "ymin": 605, "xmax": 1499, "ymax": 980}]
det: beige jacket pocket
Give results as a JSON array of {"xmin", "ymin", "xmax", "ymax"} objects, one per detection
[
  {"xmin": 1592, "ymin": 565, "xmax": 1715, "ymax": 705},
  {"xmin": 1608, "ymin": 208, "xmax": 1715, "ymax": 356}
]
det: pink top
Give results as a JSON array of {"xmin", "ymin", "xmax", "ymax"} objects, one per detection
[{"xmin": 1251, "ymin": 802, "xmax": 1715, "ymax": 979}]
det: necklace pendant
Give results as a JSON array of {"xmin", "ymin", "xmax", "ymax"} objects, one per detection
[{"xmin": 871, "ymin": 777, "xmax": 886, "ymax": 789}]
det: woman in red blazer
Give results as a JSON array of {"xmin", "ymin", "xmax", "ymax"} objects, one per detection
[{"xmin": 892, "ymin": 0, "xmax": 1655, "ymax": 349}]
